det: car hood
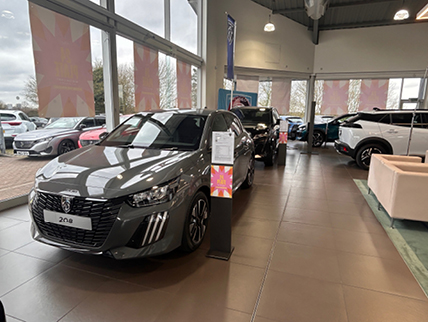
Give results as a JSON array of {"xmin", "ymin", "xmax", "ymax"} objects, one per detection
[
  {"xmin": 35, "ymin": 146, "xmax": 196, "ymax": 199},
  {"xmin": 15, "ymin": 128, "xmax": 77, "ymax": 140},
  {"xmin": 243, "ymin": 124, "xmax": 270, "ymax": 137},
  {"xmin": 79, "ymin": 128, "xmax": 106, "ymax": 141}
]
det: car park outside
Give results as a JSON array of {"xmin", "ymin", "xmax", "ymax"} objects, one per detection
[
  {"xmin": 13, "ymin": 116, "xmax": 106, "ymax": 156},
  {"xmin": 231, "ymin": 106, "xmax": 280, "ymax": 166},
  {"xmin": 335, "ymin": 110, "xmax": 428, "ymax": 170},
  {"xmin": 0, "ymin": 110, "xmax": 37, "ymax": 148},
  {"xmin": 28, "ymin": 109, "xmax": 255, "ymax": 259},
  {"xmin": 279, "ymin": 115, "xmax": 303, "ymax": 140},
  {"xmin": 30, "ymin": 117, "xmax": 48, "ymax": 129}
]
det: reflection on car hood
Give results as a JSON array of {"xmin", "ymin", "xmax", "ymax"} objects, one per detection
[
  {"xmin": 79, "ymin": 128, "xmax": 106, "ymax": 141},
  {"xmin": 244, "ymin": 125, "xmax": 269, "ymax": 137},
  {"xmin": 15, "ymin": 128, "xmax": 78, "ymax": 140},
  {"xmin": 35, "ymin": 146, "xmax": 195, "ymax": 199}
]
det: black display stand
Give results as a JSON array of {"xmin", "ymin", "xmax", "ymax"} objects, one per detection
[
  {"xmin": 206, "ymin": 197, "xmax": 234, "ymax": 260},
  {"xmin": 277, "ymin": 143, "xmax": 287, "ymax": 165}
]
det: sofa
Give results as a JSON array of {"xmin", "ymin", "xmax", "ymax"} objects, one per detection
[{"xmin": 367, "ymin": 154, "xmax": 428, "ymax": 227}]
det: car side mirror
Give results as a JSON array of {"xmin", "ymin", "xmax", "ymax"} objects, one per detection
[
  {"xmin": 79, "ymin": 124, "xmax": 87, "ymax": 130},
  {"xmin": 99, "ymin": 132, "xmax": 108, "ymax": 140}
]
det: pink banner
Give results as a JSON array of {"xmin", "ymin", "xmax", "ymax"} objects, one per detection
[
  {"xmin": 359, "ymin": 79, "xmax": 389, "ymax": 111},
  {"xmin": 271, "ymin": 78, "xmax": 291, "ymax": 114},
  {"xmin": 134, "ymin": 43, "xmax": 159, "ymax": 111},
  {"xmin": 29, "ymin": 3, "xmax": 94, "ymax": 117},
  {"xmin": 321, "ymin": 80, "xmax": 349, "ymax": 116},
  {"xmin": 236, "ymin": 76, "xmax": 259, "ymax": 93},
  {"xmin": 176, "ymin": 60, "xmax": 192, "ymax": 109}
]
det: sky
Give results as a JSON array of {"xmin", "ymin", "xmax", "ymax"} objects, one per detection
[{"xmin": 0, "ymin": 0, "xmax": 197, "ymax": 105}]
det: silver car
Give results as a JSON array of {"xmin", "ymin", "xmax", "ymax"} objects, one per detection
[
  {"xmin": 13, "ymin": 116, "xmax": 106, "ymax": 156},
  {"xmin": 29, "ymin": 109, "xmax": 255, "ymax": 259},
  {"xmin": 1, "ymin": 110, "xmax": 37, "ymax": 148}
]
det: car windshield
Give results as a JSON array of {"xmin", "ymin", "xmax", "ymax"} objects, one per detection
[
  {"xmin": 45, "ymin": 118, "xmax": 82, "ymax": 129},
  {"xmin": 232, "ymin": 108, "xmax": 272, "ymax": 125},
  {"xmin": 332, "ymin": 114, "xmax": 355, "ymax": 124},
  {"xmin": 100, "ymin": 113, "xmax": 207, "ymax": 151}
]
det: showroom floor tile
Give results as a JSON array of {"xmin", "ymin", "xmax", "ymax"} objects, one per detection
[{"xmin": 1, "ymin": 142, "xmax": 427, "ymax": 322}]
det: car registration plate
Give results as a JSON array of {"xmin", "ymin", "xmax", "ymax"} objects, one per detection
[
  {"xmin": 44, "ymin": 210, "xmax": 92, "ymax": 230},
  {"xmin": 16, "ymin": 151, "xmax": 29, "ymax": 156}
]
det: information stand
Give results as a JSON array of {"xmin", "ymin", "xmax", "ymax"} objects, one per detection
[
  {"xmin": 207, "ymin": 131, "xmax": 235, "ymax": 260},
  {"xmin": 278, "ymin": 119, "xmax": 288, "ymax": 166}
]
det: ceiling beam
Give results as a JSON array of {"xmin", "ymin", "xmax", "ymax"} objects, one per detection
[
  {"xmin": 273, "ymin": 0, "xmax": 401, "ymax": 15},
  {"xmin": 317, "ymin": 18, "xmax": 428, "ymax": 30},
  {"xmin": 312, "ymin": 20, "xmax": 319, "ymax": 45}
]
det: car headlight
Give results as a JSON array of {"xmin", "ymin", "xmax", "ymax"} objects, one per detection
[
  {"xmin": 253, "ymin": 132, "xmax": 269, "ymax": 140},
  {"xmin": 34, "ymin": 137, "xmax": 53, "ymax": 144},
  {"xmin": 128, "ymin": 178, "xmax": 179, "ymax": 207}
]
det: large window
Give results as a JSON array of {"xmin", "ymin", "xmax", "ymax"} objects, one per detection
[{"xmin": 171, "ymin": 0, "xmax": 198, "ymax": 55}]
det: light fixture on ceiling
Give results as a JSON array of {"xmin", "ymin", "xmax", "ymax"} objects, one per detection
[
  {"xmin": 394, "ymin": 0, "xmax": 409, "ymax": 20},
  {"xmin": 264, "ymin": 14, "xmax": 275, "ymax": 32},
  {"xmin": 416, "ymin": 3, "xmax": 428, "ymax": 20}
]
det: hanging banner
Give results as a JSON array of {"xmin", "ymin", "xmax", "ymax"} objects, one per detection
[
  {"xmin": 321, "ymin": 80, "xmax": 349, "ymax": 116},
  {"xmin": 359, "ymin": 79, "xmax": 389, "ymax": 111},
  {"xmin": 134, "ymin": 43, "xmax": 159, "ymax": 111},
  {"xmin": 218, "ymin": 89, "xmax": 258, "ymax": 110},
  {"xmin": 236, "ymin": 75, "xmax": 259, "ymax": 93},
  {"xmin": 271, "ymin": 78, "xmax": 291, "ymax": 114},
  {"xmin": 226, "ymin": 14, "xmax": 236, "ymax": 80},
  {"xmin": 176, "ymin": 60, "xmax": 192, "ymax": 109},
  {"xmin": 29, "ymin": 3, "xmax": 94, "ymax": 117}
]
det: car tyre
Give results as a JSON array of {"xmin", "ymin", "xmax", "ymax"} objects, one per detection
[
  {"xmin": 180, "ymin": 191, "xmax": 209, "ymax": 252},
  {"xmin": 356, "ymin": 143, "xmax": 385, "ymax": 170},
  {"xmin": 242, "ymin": 155, "xmax": 255, "ymax": 189},
  {"xmin": 264, "ymin": 144, "xmax": 276, "ymax": 166},
  {"xmin": 58, "ymin": 140, "xmax": 76, "ymax": 155},
  {"xmin": 312, "ymin": 130, "xmax": 325, "ymax": 147}
]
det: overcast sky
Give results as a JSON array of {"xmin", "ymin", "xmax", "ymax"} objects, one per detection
[{"xmin": 0, "ymin": 0, "xmax": 197, "ymax": 105}]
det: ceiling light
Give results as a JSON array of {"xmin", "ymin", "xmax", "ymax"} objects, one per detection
[
  {"xmin": 394, "ymin": 9, "xmax": 409, "ymax": 20},
  {"xmin": 417, "ymin": 4, "xmax": 428, "ymax": 20},
  {"xmin": 264, "ymin": 14, "xmax": 275, "ymax": 32}
]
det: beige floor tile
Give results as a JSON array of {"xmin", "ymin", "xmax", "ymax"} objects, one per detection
[
  {"xmin": 238, "ymin": 202, "xmax": 285, "ymax": 221},
  {"xmin": 257, "ymin": 271, "xmax": 348, "ymax": 322},
  {"xmin": 0, "ymin": 216, "xmax": 22, "ymax": 231},
  {"xmin": 15, "ymin": 241, "xmax": 73, "ymax": 264},
  {"xmin": 0, "ymin": 221, "xmax": 33, "ymax": 251},
  {"xmin": 270, "ymin": 242, "xmax": 341, "ymax": 283},
  {"xmin": 333, "ymin": 229, "xmax": 401, "ymax": 260},
  {"xmin": 0, "ymin": 248, "xmax": 8, "ymax": 257},
  {"xmin": 286, "ymin": 196, "xmax": 330, "ymax": 212},
  {"xmin": 2, "ymin": 265, "xmax": 109, "ymax": 322},
  {"xmin": 343, "ymin": 285, "xmax": 428, "ymax": 322},
  {"xmin": 282, "ymin": 207, "xmax": 332, "ymax": 228},
  {"xmin": 338, "ymin": 252, "xmax": 427, "ymax": 300},
  {"xmin": 232, "ymin": 217, "xmax": 280, "ymax": 240},
  {"xmin": 1, "ymin": 205, "xmax": 31, "ymax": 222},
  {"xmin": 330, "ymin": 213, "xmax": 385, "ymax": 235},
  {"xmin": 0, "ymin": 252, "xmax": 54, "ymax": 296},
  {"xmin": 230, "ymin": 234, "xmax": 274, "ymax": 269},
  {"xmin": 60, "ymin": 279, "xmax": 174, "ymax": 322},
  {"xmin": 288, "ymin": 188, "xmax": 327, "ymax": 201},
  {"xmin": 278, "ymin": 222, "xmax": 336, "ymax": 250}
]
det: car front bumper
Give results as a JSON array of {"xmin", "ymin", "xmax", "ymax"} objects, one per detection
[
  {"xmin": 13, "ymin": 140, "xmax": 56, "ymax": 156},
  {"xmin": 29, "ymin": 189, "xmax": 190, "ymax": 259},
  {"xmin": 334, "ymin": 140, "xmax": 355, "ymax": 158}
]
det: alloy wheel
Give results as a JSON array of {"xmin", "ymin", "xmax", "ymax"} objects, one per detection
[
  {"xmin": 360, "ymin": 147, "xmax": 382, "ymax": 167},
  {"xmin": 58, "ymin": 141, "xmax": 75, "ymax": 155},
  {"xmin": 189, "ymin": 198, "xmax": 208, "ymax": 245}
]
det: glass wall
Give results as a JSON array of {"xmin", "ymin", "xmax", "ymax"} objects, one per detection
[{"xmin": 171, "ymin": 0, "xmax": 198, "ymax": 54}]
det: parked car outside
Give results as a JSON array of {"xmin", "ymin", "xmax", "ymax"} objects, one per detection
[
  {"xmin": 280, "ymin": 115, "xmax": 303, "ymax": 140},
  {"xmin": 28, "ymin": 109, "xmax": 255, "ymax": 259},
  {"xmin": 30, "ymin": 117, "xmax": 48, "ymax": 129},
  {"xmin": 314, "ymin": 115, "xmax": 333, "ymax": 123},
  {"xmin": 231, "ymin": 106, "xmax": 280, "ymax": 166},
  {"xmin": 0, "ymin": 110, "xmax": 37, "ymax": 148},
  {"xmin": 78, "ymin": 115, "xmax": 133, "ymax": 148},
  {"xmin": 13, "ymin": 116, "xmax": 106, "ymax": 156},
  {"xmin": 335, "ymin": 110, "xmax": 428, "ymax": 170},
  {"xmin": 296, "ymin": 113, "xmax": 356, "ymax": 147},
  {"xmin": 46, "ymin": 117, "xmax": 60, "ymax": 126}
]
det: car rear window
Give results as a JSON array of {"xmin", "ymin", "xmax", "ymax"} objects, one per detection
[
  {"xmin": 0, "ymin": 113, "xmax": 16, "ymax": 121},
  {"xmin": 351, "ymin": 113, "xmax": 390, "ymax": 124}
]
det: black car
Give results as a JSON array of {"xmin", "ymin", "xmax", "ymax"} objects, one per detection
[
  {"xmin": 231, "ymin": 106, "xmax": 280, "ymax": 166},
  {"xmin": 30, "ymin": 117, "xmax": 48, "ymax": 128}
]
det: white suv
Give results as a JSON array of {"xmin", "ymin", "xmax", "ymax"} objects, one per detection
[
  {"xmin": 335, "ymin": 110, "xmax": 428, "ymax": 170},
  {"xmin": 1, "ymin": 110, "xmax": 37, "ymax": 148}
]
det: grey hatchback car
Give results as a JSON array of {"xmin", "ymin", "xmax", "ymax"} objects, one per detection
[{"xmin": 29, "ymin": 109, "xmax": 255, "ymax": 259}]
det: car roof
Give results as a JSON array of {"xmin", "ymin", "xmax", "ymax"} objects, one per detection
[
  {"xmin": 358, "ymin": 109, "xmax": 428, "ymax": 115},
  {"xmin": 232, "ymin": 106, "xmax": 274, "ymax": 110},
  {"xmin": 134, "ymin": 109, "xmax": 226, "ymax": 117}
]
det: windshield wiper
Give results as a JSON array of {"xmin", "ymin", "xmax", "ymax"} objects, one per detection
[{"xmin": 117, "ymin": 144, "xmax": 136, "ymax": 148}]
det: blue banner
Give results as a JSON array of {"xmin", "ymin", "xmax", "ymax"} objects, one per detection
[
  {"xmin": 218, "ymin": 88, "xmax": 258, "ymax": 110},
  {"xmin": 226, "ymin": 14, "xmax": 235, "ymax": 80}
]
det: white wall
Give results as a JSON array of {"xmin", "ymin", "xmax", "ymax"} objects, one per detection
[
  {"xmin": 206, "ymin": 0, "xmax": 315, "ymax": 108},
  {"xmin": 314, "ymin": 23, "xmax": 428, "ymax": 75}
]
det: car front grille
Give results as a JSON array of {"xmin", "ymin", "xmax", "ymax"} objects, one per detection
[
  {"xmin": 31, "ymin": 191, "xmax": 123, "ymax": 248},
  {"xmin": 15, "ymin": 140, "xmax": 34, "ymax": 149}
]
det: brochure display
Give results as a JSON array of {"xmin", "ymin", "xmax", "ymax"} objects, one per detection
[
  {"xmin": 278, "ymin": 119, "xmax": 288, "ymax": 165},
  {"xmin": 207, "ymin": 131, "xmax": 235, "ymax": 260}
]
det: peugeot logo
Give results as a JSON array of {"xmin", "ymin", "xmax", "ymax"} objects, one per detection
[{"xmin": 61, "ymin": 196, "xmax": 73, "ymax": 214}]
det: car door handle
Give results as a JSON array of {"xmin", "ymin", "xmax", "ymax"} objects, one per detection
[{"xmin": 387, "ymin": 129, "xmax": 398, "ymax": 134}]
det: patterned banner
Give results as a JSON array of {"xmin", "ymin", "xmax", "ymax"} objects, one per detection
[
  {"xmin": 226, "ymin": 14, "xmax": 235, "ymax": 80},
  {"xmin": 359, "ymin": 79, "xmax": 389, "ymax": 111},
  {"xmin": 176, "ymin": 60, "xmax": 192, "ymax": 109},
  {"xmin": 211, "ymin": 165, "xmax": 233, "ymax": 198},
  {"xmin": 279, "ymin": 132, "xmax": 288, "ymax": 144},
  {"xmin": 271, "ymin": 78, "xmax": 291, "ymax": 114},
  {"xmin": 29, "ymin": 3, "xmax": 94, "ymax": 117},
  {"xmin": 321, "ymin": 80, "xmax": 349, "ymax": 116},
  {"xmin": 134, "ymin": 43, "xmax": 159, "ymax": 111},
  {"xmin": 236, "ymin": 75, "xmax": 259, "ymax": 93}
]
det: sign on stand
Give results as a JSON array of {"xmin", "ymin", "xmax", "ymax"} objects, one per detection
[
  {"xmin": 278, "ymin": 119, "xmax": 288, "ymax": 165},
  {"xmin": 207, "ymin": 131, "xmax": 235, "ymax": 260}
]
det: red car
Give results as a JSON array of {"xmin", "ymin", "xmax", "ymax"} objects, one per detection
[{"xmin": 78, "ymin": 115, "xmax": 132, "ymax": 148}]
